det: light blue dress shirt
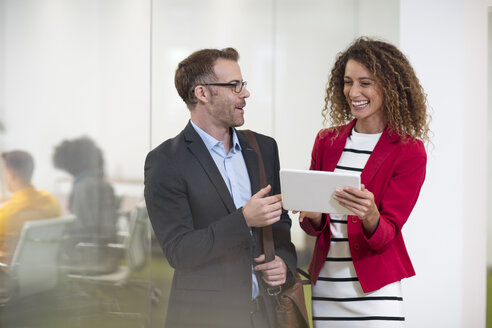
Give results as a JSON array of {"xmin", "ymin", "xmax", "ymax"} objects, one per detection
[{"xmin": 190, "ymin": 120, "xmax": 259, "ymax": 299}]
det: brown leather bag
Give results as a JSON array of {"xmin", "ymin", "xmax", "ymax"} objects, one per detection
[
  {"xmin": 242, "ymin": 130, "xmax": 310, "ymax": 328},
  {"xmin": 273, "ymin": 269, "xmax": 310, "ymax": 328}
]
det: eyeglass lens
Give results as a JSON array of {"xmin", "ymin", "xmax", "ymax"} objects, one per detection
[{"xmin": 235, "ymin": 81, "xmax": 247, "ymax": 93}]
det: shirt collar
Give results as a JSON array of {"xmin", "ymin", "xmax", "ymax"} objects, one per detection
[
  {"xmin": 73, "ymin": 169, "xmax": 100, "ymax": 184},
  {"xmin": 190, "ymin": 120, "xmax": 242, "ymax": 153}
]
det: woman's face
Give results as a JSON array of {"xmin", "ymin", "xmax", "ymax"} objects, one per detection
[{"xmin": 343, "ymin": 59, "xmax": 385, "ymax": 133}]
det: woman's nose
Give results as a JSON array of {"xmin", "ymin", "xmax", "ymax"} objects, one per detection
[{"xmin": 349, "ymin": 84, "xmax": 361, "ymax": 98}]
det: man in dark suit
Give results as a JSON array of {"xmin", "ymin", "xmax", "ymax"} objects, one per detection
[{"xmin": 144, "ymin": 47, "xmax": 297, "ymax": 328}]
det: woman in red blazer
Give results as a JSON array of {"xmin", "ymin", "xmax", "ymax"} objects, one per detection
[{"xmin": 299, "ymin": 38, "xmax": 431, "ymax": 327}]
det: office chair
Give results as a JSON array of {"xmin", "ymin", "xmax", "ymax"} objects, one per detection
[
  {"xmin": 0, "ymin": 215, "xmax": 76, "ymax": 304},
  {"xmin": 67, "ymin": 203, "xmax": 149, "ymax": 284},
  {"xmin": 66, "ymin": 203, "xmax": 154, "ymax": 327}
]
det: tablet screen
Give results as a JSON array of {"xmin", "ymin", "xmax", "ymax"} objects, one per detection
[{"xmin": 280, "ymin": 168, "xmax": 361, "ymax": 215}]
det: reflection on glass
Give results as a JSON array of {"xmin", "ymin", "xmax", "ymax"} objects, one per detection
[
  {"xmin": 0, "ymin": 0, "xmax": 152, "ymax": 326},
  {"xmin": 0, "ymin": 150, "xmax": 62, "ymax": 301},
  {"xmin": 53, "ymin": 137, "xmax": 123, "ymax": 274},
  {"xmin": 0, "ymin": 146, "xmax": 152, "ymax": 327}
]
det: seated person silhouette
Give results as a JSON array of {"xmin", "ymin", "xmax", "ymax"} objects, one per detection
[
  {"xmin": 53, "ymin": 137, "xmax": 122, "ymax": 275},
  {"xmin": 0, "ymin": 151, "xmax": 61, "ymax": 289}
]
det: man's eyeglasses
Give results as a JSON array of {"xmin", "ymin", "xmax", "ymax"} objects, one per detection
[{"xmin": 200, "ymin": 80, "xmax": 247, "ymax": 94}]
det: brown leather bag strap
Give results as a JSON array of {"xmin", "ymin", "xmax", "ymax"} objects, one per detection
[{"xmin": 241, "ymin": 130, "xmax": 276, "ymax": 263}]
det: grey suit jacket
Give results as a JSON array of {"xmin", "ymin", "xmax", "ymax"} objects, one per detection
[{"xmin": 144, "ymin": 121, "xmax": 297, "ymax": 328}]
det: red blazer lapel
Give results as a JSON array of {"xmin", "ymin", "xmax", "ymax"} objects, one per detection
[
  {"xmin": 361, "ymin": 125, "xmax": 400, "ymax": 186},
  {"xmin": 321, "ymin": 120, "xmax": 356, "ymax": 172}
]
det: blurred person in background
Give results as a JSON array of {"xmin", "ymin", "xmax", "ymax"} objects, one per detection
[
  {"xmin": 0, "ymin": 151, "xmax": 61, "ymax": 278},
  {"xmin": 53, "ymin": 137, "xmax": 121, "ymax": 274}
]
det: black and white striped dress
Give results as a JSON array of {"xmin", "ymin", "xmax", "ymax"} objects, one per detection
[{"xmin": 312, "ymin": 128, "xmax": 405, "ymax": 328}]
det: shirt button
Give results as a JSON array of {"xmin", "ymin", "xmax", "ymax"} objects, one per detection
[
  {"xmin": 351, "ymin": 217, "xmax": 358, "ymax": 224},
  {"xmin": 354, "ymin": 244, "xmax": 360, "ymax": 250}
]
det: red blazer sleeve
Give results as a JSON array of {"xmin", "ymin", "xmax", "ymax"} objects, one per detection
[{"xmin": 300, "ymin": 214, "xmax": 329, "ymax": 236}]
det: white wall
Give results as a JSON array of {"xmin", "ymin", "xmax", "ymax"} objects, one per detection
[
  {"xmin": 0, "ymin": 0, "xmax": 5, "ymax": 196},
  {"xmin": 489, "ymin": 9, "xmax": 492, "ymax": 272},
  {"xmin": 0, "ymin": 0, "xmax": 5, "ymax": 169},
  {"xmin": 0, "ymin": 0, "xmax": 4, "ymax": 141},
  {"xmin": 400, "ymin": 0, "xmax": 487, "ymax": 327},
  {"xmin": 462, "ymin": 1, "xmax": 488, "ymax": 325}
]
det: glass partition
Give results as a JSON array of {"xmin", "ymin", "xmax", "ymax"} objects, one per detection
[
  {"xmin": 0, "ymin": 0, "xmax": 399, "ymax": 326},
  {"xmin": 0, "ymin": 0, "xmax": 152, "ymax": 327}
]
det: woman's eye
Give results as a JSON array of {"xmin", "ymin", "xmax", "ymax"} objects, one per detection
[{"xmin": 343, "ymin": 80, "xmax": 352, "ymax": 85}]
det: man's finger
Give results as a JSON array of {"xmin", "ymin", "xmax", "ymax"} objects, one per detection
[
  {"xmin": 262, "ymin": 273, "xmax": 285, "ymax": 280},
  {"xmin": 263, "ymin": 194, "xmax": 282, "ymax": 205},
  {"xmin": 254, "ymin": 260, "xmax": 277, "ymax": 271},
  {"xmin": 254, "ymin": 185, "xmax": 272, "ymax": 198},
  {"xmin": 255, "ymin": 258, "xmax": 282, "ymax": 270},
  {"xmin": 254, "ymin": 254, "xmax": 265, "ymax": 263},
  {"xmin": 265, "ymin": 202, "xmax": 282, "ymax": 213},
  {"xmin": 264, "ymin": 216, "xmax": 281, "ymax": 226}
]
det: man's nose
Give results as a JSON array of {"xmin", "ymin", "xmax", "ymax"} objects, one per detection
[{"xmin": 241, "ymin": 86, "xmax": 250, "ymax": 98}]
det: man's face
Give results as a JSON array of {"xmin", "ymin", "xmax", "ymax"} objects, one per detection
[{"xmin": 206, "ymin": 58, "xmax": 250, "ymax": 129}]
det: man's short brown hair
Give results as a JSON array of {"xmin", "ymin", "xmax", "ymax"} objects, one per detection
[
  {"xmin": 2, "ymin": 151, "xmax": 34, "ymax": 183},
  {"xmin": 174, "ymin": 47, "xmax": 239, "ymax": 109}
]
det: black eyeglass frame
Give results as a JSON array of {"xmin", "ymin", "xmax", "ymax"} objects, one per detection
[{"xmin": 199, "ymin": 80, "xmax": 247, "ymax": 93}]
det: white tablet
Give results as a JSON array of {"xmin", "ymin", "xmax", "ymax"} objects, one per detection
[{"xmin": 280, "ymin": 168, "xmax": 361, "ymax": 215}]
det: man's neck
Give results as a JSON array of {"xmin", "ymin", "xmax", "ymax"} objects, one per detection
[
  {"xmin": 10, "ymin": 182, "xmax": 31, "ymax": 193},
  {"xmin": 190, "ymin": 117, "xmax": 233, "ymax": 153}
]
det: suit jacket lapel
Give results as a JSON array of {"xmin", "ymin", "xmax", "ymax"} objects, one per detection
[
  {"xmin": 361, "ymin": 125, "xmax": 400, "ymax": 185},
  {"xmin": 183, "ymin": 122, "xmax": 237, "ymax": 213}
]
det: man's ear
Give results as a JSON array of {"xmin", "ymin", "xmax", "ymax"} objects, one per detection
[{"xmin": 194, "ymin": 85, "xmax": 209, "ymax": 104}]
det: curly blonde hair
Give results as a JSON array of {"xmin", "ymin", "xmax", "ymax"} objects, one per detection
[{"xmin": 323, "ymin": 37, "xmax": 431, "ymax": 143}]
